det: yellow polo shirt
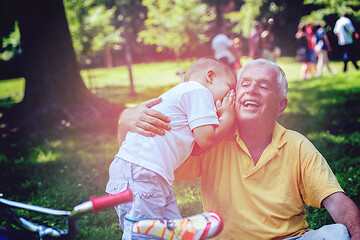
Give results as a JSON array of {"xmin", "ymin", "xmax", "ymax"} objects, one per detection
[{"xmin": 175, "ymin": 122, "xmax": 343, "ymax": 240}]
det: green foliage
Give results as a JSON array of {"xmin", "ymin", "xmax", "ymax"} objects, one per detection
[
  {"xmin": 302, "ymin": 0, "xmax": 360, "ymax": 24},
  {"xmin": 0, "ymin": 78, "xmax": 24, "ymax": 108},
  {"xmin": 0, "ymin": 21, "xmax": 20, "ymax": 61},
  {"xmin": 63, "ymin": 0, "xmax": 123, "ymax": 61},
  {"xmin": 225, "ymin": 0, "xmax": 281, "ymax": 37},
  {"xmin": 225, "ymin": 0, "xmax": 265, "ymax": 37},
  {"xmin": 138, "ymin": 0, "xmax": 215, "ymax": 57}
]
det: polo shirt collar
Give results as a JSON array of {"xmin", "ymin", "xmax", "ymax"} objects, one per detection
[
  {"xmin": 234, "ymin": 122, "xmax": 288, "ymax": 173},
  {"xmin": 272, "ymin": 122, "xmax": 287, "ymax": 149},
  {"xmin": 235, "ymin": 121, "xmax": 287, "ymax": 149}
]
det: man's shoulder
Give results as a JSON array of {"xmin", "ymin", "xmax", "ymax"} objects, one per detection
[
  {"xmin": 282, "ymin": 128, "xmax": 311, "ymax": 145},
  {"xmin": 212, "ymin": 33, "xmax": 231, "ymax": 44},
  {"xmin": 213, "ymin": 33, "xmax": 226, "ymax": 40},
  {"xmin": 282, "ymin": 129, "xmax": 318, "ymax": 154},
  {"xmin": 283, "ymin": 128, "xmax": 305, "ymax": 137}
]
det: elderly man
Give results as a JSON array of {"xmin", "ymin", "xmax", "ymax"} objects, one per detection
[{"xmin": 117, "ymin": 59, "xmax": 360, "ymax": 239}]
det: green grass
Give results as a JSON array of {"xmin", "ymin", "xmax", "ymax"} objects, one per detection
[
  {"xmin": 0, "ymin": 57, "xmax": 359, "ymax": 238},
  {"xmin": 81, "ymin": 60, "xmax": 194, "ymax": 107}
]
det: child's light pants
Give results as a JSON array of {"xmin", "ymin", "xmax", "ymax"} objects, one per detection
[{"xmin": 106, "ymin": 157, "xmax": 181, "ymax": 240}]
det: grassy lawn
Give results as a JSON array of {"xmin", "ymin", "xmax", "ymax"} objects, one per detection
[{"xmin": 0, "ymin": 57, "xmax": 359, "ymax": 238}]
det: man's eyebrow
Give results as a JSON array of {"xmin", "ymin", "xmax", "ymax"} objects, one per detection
[{"xmin": 239, "ymin": 77, "xmax": 250, "ymax": 83}]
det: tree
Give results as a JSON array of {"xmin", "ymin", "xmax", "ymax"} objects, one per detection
[
  {"xmin": 63, "ymin": 0, "xmax": 123, "ymax": 67},
  {"xmin": 138, "ymin": 0, "xmax": 215, "ymax": 58},
  {"xmin": 202, "ymin": 0, "xmax": 238, "ymax": 29},
  {"xmin": 0, "ymin": 0, "xmax": 120, "ymax": 137}
]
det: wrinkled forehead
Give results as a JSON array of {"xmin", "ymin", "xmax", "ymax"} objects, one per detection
[{"xmin": 236, "ymin": 63, "xmax": 277, "ymax": 86}]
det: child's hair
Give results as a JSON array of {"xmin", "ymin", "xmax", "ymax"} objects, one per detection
[{"xmin": 183, "ymin": 57, "xmax": 234, "ymax": 82}]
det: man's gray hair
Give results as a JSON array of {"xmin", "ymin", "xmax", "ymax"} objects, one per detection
[{"xmin": 237, "ymin": 58, "xmax": 288, "ymax": 98}]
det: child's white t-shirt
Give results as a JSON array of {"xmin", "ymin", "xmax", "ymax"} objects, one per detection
[{"xmin": 117, "ymin": 81, "xmax": 219, "ymax": 185}]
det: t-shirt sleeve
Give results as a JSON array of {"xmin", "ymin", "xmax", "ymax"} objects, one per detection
[
  {"xmin": 299, "ymin": 139, "xmax": 344, "ymax": 208},
  {"xmin": 345, "ymin": 21, "xmax": 355, "ymax": 33},
  {"xmin": 181, "ymin": 88, "xmax": 219, "ymax": 130}
]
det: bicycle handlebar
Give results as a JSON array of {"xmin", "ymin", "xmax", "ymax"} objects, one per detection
[{"xmin": 91, "ymin": 189, "xmax": 133, "ymax": 214}]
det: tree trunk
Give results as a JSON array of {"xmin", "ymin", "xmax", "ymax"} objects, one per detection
[
  {"xmin": 120, "ymin": 0, "xmax": 136, "ymax": 96},
  {"xmin": 1, "ymin": 0, "xmax": 121, "ymax": 136}
]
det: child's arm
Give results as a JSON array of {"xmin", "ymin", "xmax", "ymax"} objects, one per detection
[{"xmin": 192, "ymin": 90, "xmax": 235, "ymax": 152}]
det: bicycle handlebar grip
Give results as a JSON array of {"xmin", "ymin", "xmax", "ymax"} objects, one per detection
[{"xmin": 90, "ymin": 189, "xmax": 133, "ymax": 214}]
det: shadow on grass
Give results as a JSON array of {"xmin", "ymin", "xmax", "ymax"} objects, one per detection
[
  {"xmin": 278, "ymin": 74, "xmax": 360, "ymax": 228},
  {"xmin": 279, "ymin": 78, "xmax": 360, "ymax": 135},
  {"xmin": 0, "ymin": 132, "xmax": 122, "ymax": 239}
]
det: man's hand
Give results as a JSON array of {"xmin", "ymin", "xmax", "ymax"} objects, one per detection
[{"xmin": 117, "ymin": 98, "xmax": 171, "ymax": 145}]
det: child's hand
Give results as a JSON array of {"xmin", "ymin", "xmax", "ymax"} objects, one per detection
[{"xmin": 216, "ymin": 89, "xmax": 235, "ymax": 121}]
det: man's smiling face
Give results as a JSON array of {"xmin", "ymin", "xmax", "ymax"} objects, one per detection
[{"xmin": 235, "ymin": 62, "xmax": 285, "ymax": 124}]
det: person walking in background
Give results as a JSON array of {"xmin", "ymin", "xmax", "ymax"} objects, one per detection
[
  {"xmin": 334, "ymin": 13, "xmax": 359, "ymax": 72},
  {"xmin": 314, "ymin": 24, "xmax": 336, "ymax": 77},
  {"xmin": 211, "ymin": 26, "xmax": 239, "ymax": 73},
  {"xmin": 296, "ymin": 23, "xmax": 315, "ymax": 80},
  {"xmin": 305, "ymin": 23, "xmax": 317, "ymax": 75},
  {"xmin": 261, "ymin": 18, "xmax": 275, "ymax": 62},
  {"xmin": 249, "ymin": 21, "xmax": 263, "ymax": 60},
  {"xmin": 232, "ymin": 36, "xmax": 243, "ymax": 74}
]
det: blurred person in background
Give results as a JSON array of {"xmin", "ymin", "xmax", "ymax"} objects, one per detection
[
  {"xmin": 212, "ymin": 26, "xmax": 239, "ymax": 73},
  {"xmin": 305, "ymin": 23, "xmax": 317, "ymax": 75},
  {"xmin": 314, "ymin": 24, "xmax": 336, "ymax": 77},
  {"xmin": 334, "ymin": 13, "xmax": 359, "ymax": 72},
  {"xmin": 261, "ymin": 18, "xmax": 276, "ymax": 62},
  {"xmin": 233, "ymin": 36, "xmax": 243, "ymax": 74},
  {"xmin": 296, "ymin": 23, "xmax": 315, "ymax": 80},
  {"xmin": 249, "ymin": 21, "xmax": 263, "ymax": 60}
]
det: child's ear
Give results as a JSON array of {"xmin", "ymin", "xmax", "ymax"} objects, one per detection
[{"xmin": 206, "ymin": 70, "xmax": 216, "ymax": 84}]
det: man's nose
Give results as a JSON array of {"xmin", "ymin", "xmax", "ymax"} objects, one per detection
[{"xmin": 246, "ymin": 84, "xmax": 259, "ymax": 94}]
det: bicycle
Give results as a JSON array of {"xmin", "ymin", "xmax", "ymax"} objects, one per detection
[
  {"xmin": 0, "ymin": 189, "xmax": 133, "ymax": 240},
  {"xmin": 0, "ymin": 189, "xmax": 223, "ymax": 240}
]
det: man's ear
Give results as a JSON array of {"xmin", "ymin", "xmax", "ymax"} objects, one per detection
[
  {"xmin": 205, "ymin": 70, "xmax": 216, "ymax": 84},
  {"xmin": 276, "ymin": 98, "xmax": 288, "ymax": 118}
]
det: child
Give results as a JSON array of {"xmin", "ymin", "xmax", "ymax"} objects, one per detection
[{"xmin": 106, "ymin": 57, "xmax": 237, "ymax": 239}]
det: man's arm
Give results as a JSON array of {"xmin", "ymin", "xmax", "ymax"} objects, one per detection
[
  {"xmin": 323, "ymin": 192, "xmax": 360, "ymax": 239},
  {"xmin": 117, "ymin": 98, "xmax": 171, "ymax": 145},
  {"xmin": 192, "ymin": 90, "xmax": 235, "ymax": 150}
]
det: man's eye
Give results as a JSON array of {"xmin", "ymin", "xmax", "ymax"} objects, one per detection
[
  {"xmin": 260, "ymin": 83, "xmax": 268, "ymax": 89},
  {"xmin": 241, "ymin": 81, "xmax": 250, "ymax": 87}
]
